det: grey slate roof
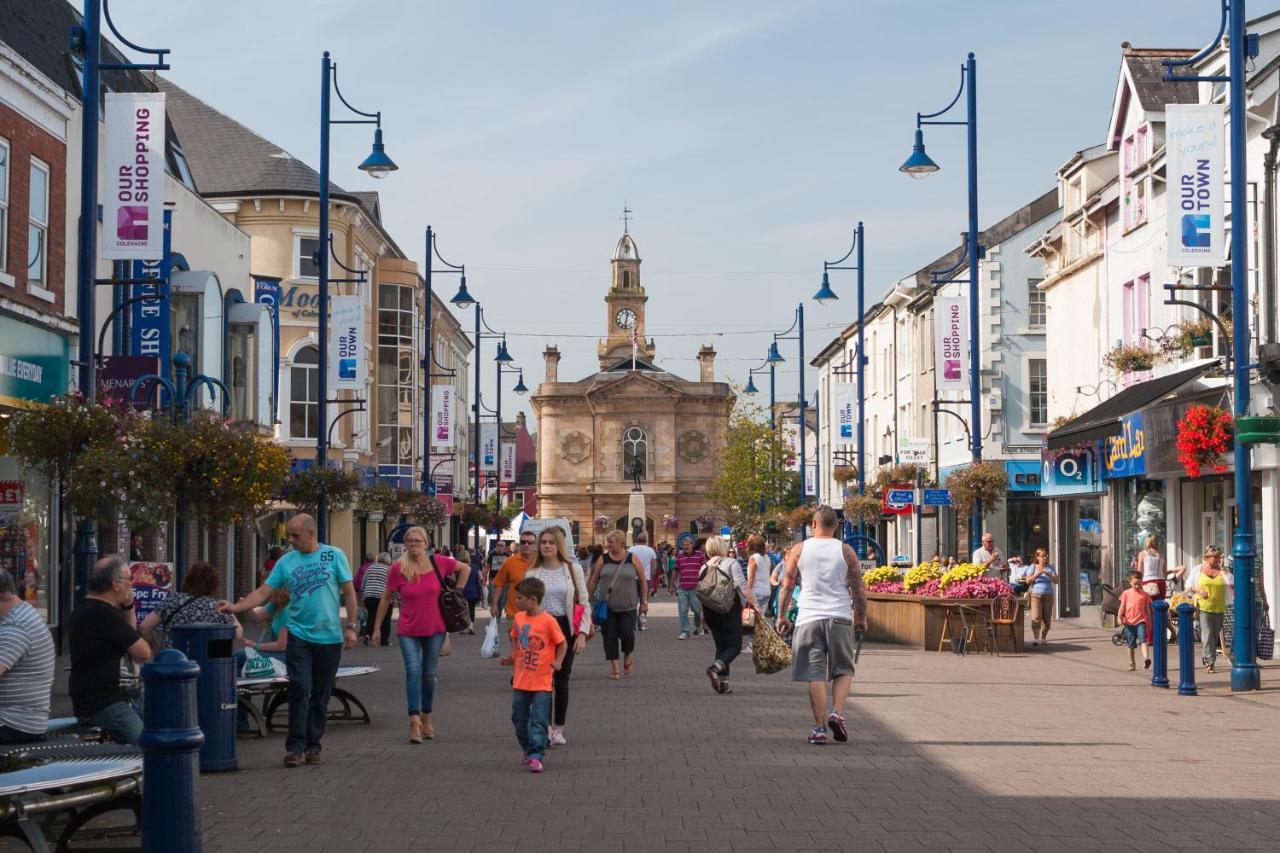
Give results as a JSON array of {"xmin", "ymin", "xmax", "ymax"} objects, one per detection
[
  {"xmin": 1122, "ymin": 46, "xmax": 1198, "ymax": 111},
  {"xmin": 154, "ymin": 76, "xmax": 353, "ymax": 201}
]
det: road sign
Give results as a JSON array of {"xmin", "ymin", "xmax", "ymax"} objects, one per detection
[
  {"xmin": 884, "ymin": 488, "xmax": 914, "ymax": 515},
  {"xmin": 922, "ymin": 488, "xmax": 953, "ymax": 506}
]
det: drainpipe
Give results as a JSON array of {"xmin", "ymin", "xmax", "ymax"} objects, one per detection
[{"xmin": 1263, "ymin": 125, "xmax": 1280, "ymax": 344}]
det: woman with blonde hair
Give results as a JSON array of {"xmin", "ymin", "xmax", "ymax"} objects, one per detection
[
  {"xmin": 525, "ymin": 526, "xmax": 591, "ymax": 746},
  {"xmin": 700, "ymin": 535, "xmax": 756, "ymax": 694},
  {"xmin": 587, "ymin": 530, "xmax": 648, "ymax": 679},
  {"xmin": 1026, "ymin": 547, "xmax": 1058, "ymax": 647},
  {"xmin": 372, "ymin": 527, "xmax": 469, "ymax": 743}
]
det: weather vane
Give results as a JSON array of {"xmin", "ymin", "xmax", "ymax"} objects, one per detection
[{"xmin": 620, "ymin": 203, "xmax": 633, "ymax": 233}]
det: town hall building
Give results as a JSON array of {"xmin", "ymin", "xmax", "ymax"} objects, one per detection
[{"xmin": 530, "ymin": 229, "xmax": 734, "ymax": 544}]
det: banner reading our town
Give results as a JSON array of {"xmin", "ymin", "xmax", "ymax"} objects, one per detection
[{"xmin": 1166, "ymin": 103, "xmax": 1224, "ymax": 267}]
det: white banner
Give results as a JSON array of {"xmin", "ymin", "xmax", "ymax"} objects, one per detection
[
  {"xmin": 899, "ymin": 437, "xmax": 930, "ymax": 465},
  {"xmin": 934, "ymin": 295, "xmax": 967, "ymax": 392},
  {"xmin": 480, "ymin": 423, "xmax": 498, "ymax": 473},
  {"xmin": 327, "ymin": 295, "xmax": 364, "ymax": 390},
  {"xmin": 1166, "ymin": 103, "xmax": 1225, "ymax": 266},
  {"xmin": 834, "ymin": 382, "xmax": 855, "ymax": 446},
  {"xmin": 783, "ymin": 423, "xmax": 800, "ymax": 471},
  {"xmin": 500, "ymin": 442, "xmax": 516, "ymax": 483},
  {"xmin": 804, "ymin": 464, "xmax": 817, "ymax": 498},
  {"xmin": 102, "ymin": 92, "xmax": 166, "ymax": 259},
  {"xmin": 430, "ymin": 387, "xmax": 452, "ymax": 449}
]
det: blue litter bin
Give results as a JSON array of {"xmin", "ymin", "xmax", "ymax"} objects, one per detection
[{"xmin": 170, "ymin": 622, "xmax": 238, "ymax": 772}]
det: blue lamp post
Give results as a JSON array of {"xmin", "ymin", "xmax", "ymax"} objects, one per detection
[
  {"xmin": 422, "ymin": 228, "xmax": 465, "ymax": 509},
  {"xmin": 1164, "ymin": 1, "xmax": 1259, "ymax": 692},
  {"xmin": 315, "ymin": 51, "xmax": 398, "ymax": 542},
  {"xmin": 493, "ymin": 339, "xmax": 526, "ymax": 511},
  {"xmin": 902, "ymin": 52, "xmax": 983, "ymax": 556},
  {"xmin": 68, "ymin": 2, "xmax": 170, "ymax": 606},
  {"xmin": 820, "ymin": 223, "xmax": 867, "ymax": 544},
  {"xmin": 772, "ymin": 306, "xmax": 807, "ymax": 510}
]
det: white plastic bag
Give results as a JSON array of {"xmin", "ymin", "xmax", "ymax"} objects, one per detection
[{"xmin": 481, "ymin": 619, "xmax": 501, "ymax": 659}]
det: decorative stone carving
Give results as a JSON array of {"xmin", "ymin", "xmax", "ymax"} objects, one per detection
[
  {"xmin": 677, "ymin": 430, "xmax": 709, "ymax": 463},
  {"xmin": 560, "ymin": 431, "xmax": 592, "ymax": 464}
]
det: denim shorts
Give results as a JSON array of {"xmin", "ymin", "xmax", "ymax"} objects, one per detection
[{"xmin": 1121, "ymin": 623, "xmax": 1147, "ymax": 648}]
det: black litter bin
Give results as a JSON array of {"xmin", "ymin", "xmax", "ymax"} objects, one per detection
[{"xmin": 170, "ymin": 622, "xmax": 237, "ymax": 772}]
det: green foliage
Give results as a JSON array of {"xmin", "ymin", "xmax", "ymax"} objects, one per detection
[
  {"xmin": 7, "ymin": 393, "xmax": 120, "ymax": 488},
  {"xmin": 282, "ymin": 465, "xmax": 361, "ymax": 516},
  {"xmin": 946, "ymin": 462, "xmax": 1008, "ymax": 522},
  {"xmin": 356, "ymin": 482, "xmax": 401, "ymax": 515},
  {"xmin": 706, "ymin": 401, "xmax": 798, "ymax": 534},
  {"xmin": 173, "ymin": 412, "xmax": 291, "ymax": 528},
  {"xmin": 870, "ymin": 463, "xmax": 934, "ymax": 496},
  {"xmin": 843, "ymin": 494, "xmax": 883, "ymax": 527}
]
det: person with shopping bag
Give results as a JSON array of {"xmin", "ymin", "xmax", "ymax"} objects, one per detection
[{"xmin": 695, "ymin": 536, "xmax": 759, "ymax": 695}]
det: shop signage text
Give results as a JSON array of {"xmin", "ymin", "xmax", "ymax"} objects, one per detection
[
  {"xmin": 1104, "ymin": 413, "xmax": 1146, "ymax": 479},
  {"xmin": 1040, "ymin": 445, "xmax": 1105, "ymax": 497},
  {"xmin": 884, "ymin": 486, "xmax": 914, "ymax": 516},
  {"xmin": 1005, "ymin": 460, "xmax": 1042, "ymax": 493}
]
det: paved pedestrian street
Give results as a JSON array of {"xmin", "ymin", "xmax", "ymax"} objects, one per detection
[{"xmin": 192, "ymin": 603, "xmax": 1280, "ymax": 853}]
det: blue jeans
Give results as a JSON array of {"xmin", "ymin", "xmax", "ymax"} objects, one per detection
[
  {"xmin": 511, "ymin": 689, "xmax": 551, "ymax": 761},
  {"xmin": 284, "ymin": 636, "xmax": 343, "ymax": 755},
  {"xmin": 677, "ymin": 589, "xmax": 703, "ymax": 634},
  {"xmin": 398, "ymin": 633, "xmax": 447, "ymax": 715},
  {"xmin": 89, "ymin": 700, "xmax": 143, "ymax": 745}
]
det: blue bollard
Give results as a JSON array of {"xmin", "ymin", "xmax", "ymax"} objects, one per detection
[
  {"xmin": 140, "ymin": 648, "xmax": 204, "ymax": 853},
  {"xmin": 1176, "ymin": 603, "xmax": 1197, "ymax": 696},
  {"xmin": 1151, "ymin": 599, "xmax": 1169, "ymax": 688}
]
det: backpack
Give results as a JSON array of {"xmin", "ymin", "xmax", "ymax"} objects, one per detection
[{"xmin": 695, "ymin": 558, "xmax": 738, "ymax": 614}]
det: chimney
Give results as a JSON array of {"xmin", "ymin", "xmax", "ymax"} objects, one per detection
[
  {"xmin": 696, "ymin": 345, "xmax": 716, "ymax": 383},
  {"xmin": 543, "ymin": 346, "xmax": 561, "ymax": 383},
  {"xmin": 516, "ymin": 411, "xmax": 526, "ymax": 432}
]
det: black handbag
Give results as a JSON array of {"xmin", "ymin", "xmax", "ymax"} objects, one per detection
[{"xmin": 431, "ymin": 555, "xmax": 472, "ymax": 633}]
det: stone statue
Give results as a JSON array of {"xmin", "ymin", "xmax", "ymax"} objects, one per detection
[
  {"xmin": 631, "ymin": 517, "xmax": 645, "ymax": 541},
  {"xmin": 627, "ymin": 458, "xmax": 644, "ymax": 492}
]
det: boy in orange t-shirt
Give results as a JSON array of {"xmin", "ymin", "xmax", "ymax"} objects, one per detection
[
  {"xmin": 501, "ymin": 577, "xmax": 566, "ymax": 773},
  {"xmin": 1116, "ymin": 571, "xmax": 1154, "ymax": 671}
]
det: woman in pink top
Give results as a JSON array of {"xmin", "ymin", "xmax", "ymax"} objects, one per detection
[{"xmin": 372, "ymin": 526, "xmax": 469, "ymax": 743}]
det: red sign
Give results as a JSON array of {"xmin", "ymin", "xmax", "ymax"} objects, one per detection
[
  {"xmin": 882, "ymin": 484, "xmax": 914, "ymax": 516},
  {"xmin": 100, "ymin": 355, "xmax": 161, "ymax": 408},
  {"xmin": 0, "ymin": 481, "xmax": 24, "ymax": 512}
]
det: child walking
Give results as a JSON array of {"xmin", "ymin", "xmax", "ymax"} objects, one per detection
[
  {"xmin": 501, "ymin": 577, "xmax": 566, "ymax": 773},
  {"xmin": 1117, "ymin": 570, "xmax": 1153, "ymax": 671}
]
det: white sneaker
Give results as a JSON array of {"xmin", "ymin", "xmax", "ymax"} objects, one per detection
[{"xmin": 548, "ymin": 726, "xmax": 567, "ymax": 746}]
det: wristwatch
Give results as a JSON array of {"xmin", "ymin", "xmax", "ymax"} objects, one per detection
[{"xmin": 345, "ymin": 622, "xmax": 357, "ymax": 631}]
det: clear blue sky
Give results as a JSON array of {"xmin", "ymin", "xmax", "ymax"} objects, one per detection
[{"xmin": 112, "ymin": 0, "xmax": 1243, "ymax": 423}]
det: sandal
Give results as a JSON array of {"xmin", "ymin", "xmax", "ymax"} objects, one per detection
[
  {"xmin": 717, "ymin": 682, "xmax": 733, "ymax": 694},
  {"xmin": 706, "ymin": 663, "xmax": 722, "ymax": 693},
  {"xmin": 609, "ymin": 668, "xmax": 620, "ymax": 680},
  {"xmin": 623, "ymin": 660, "xmax": 634, "ymax": 677}
]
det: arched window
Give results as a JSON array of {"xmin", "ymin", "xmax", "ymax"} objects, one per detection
[
  {"xmin": 290, "ymin": 346, "xmax": 319, "ymax": 439},
  {"xmin": 622, "ymin": 425, "xmax": 647, "ymax": 481},
  {"xmin": 622, "ymin": 270, "xmax": 631, "ymax": 289}
]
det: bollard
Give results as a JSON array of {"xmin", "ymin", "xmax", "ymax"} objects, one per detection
[
  {"xmin": 1151, "ymin": 599, "xmax": 1169, "ymax": 688},
  {"xmin": 140, "ymin": 648, "xmax": 204, "ymax": 853},
  {"xmin": 1176, "ymin": 603, "xmax": 1197, "ymax": 696}
]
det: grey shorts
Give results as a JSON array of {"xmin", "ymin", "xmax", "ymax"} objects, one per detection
[{"xmin": 791, "ymin": 618, "xmax": 856, "ymax": 682}]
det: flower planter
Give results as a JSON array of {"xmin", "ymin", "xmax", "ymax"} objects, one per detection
[{"xmin": 865, "ymin": 593, "xmax": 1025, "ymax": 653}]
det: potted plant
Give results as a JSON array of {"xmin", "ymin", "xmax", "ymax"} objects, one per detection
[
  {"xmin": 356, "ymin": 482, "xmax": 400, "ymax": 522},
  {"xmin": 832, "ymin": 465, "xmax": 857, "ymax": 485},
  {"xmin": 786, "ymin": 505, "xmax": 814, "ymax": 532},
  {"xmin": 660, "ymin": 514, "xmax": 680, "ymax": 529},
  {"xmin": 593, "ymin": 514, "xmax": 612, "ymax": 531},
  {"xmin": 1176, "ymin": 404, "xmax": 1233, "ymax": 478},
  {"xmin": 281, "ymin": 464, "xmax": 361, "ymax": 516},
  {"xmin": 409, "ymin": 495, "xmax": 448, "ymax": 529},
  {"xmin": 871, "ymin": 462, "xmax": 934, "ymax": 496},
  {"xmin": 693, "ymin": 514, "xmax": 715, "ymax": 533},
  {"xmin": 170, "ymin": 411, "xmax": 291, "ymax": 528},
  {"xmin": 1103, "ymin": 344, "xmax": 1159, "ymax": 374},
  {"xmin": 843, "ymin": 494, "xmax": 882, "ymax": 528},
  {"xmin": 945, "ymin": 462, "xmax": 1008, "ymax": 522}
]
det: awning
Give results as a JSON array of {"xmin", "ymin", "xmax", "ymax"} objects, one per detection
[{"xmin": 1045, "ymin": 360, "xmax": 1219, "ymax": 449}]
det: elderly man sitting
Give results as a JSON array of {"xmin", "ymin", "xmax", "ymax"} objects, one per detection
[{"xmin": 0, "ymin": 568, "xmax": 55, "ymax": 744}]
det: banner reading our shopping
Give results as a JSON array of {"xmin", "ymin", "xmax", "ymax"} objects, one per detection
[
  {"xmin": 934, "ymin": 294, "xmax": 967, "ymax": 392},
  {"xmin": 102, "ymin": 92, "xmax": 165, "ymax": 260},
  {"xmin": 431, "ymin": 387, "xmax": 453, "ymax": 449}
]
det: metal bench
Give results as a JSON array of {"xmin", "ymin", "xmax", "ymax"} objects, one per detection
[
  {"xmin": 0, "ymin": 741, "xmax": 142, "ymax": 852},
  {"xmin": 236, "ymin": 664, "xmax": 380, "ymax": 737}
]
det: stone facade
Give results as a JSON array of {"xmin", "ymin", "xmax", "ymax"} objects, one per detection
[{"xmin": 531, "ymin": 231, "xmax": 733, "ymax": 545}]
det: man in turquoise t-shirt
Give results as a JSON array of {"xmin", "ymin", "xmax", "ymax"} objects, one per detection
[{"xmin": 223, "ymin": 513, "xmax": 358, "ymax": 767}]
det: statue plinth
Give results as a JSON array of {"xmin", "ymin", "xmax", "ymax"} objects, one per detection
[{"xmin": 627, "ymin": 491, "xmax": 646, "ymax": 546}]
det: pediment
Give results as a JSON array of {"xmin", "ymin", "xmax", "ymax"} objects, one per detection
[{"xmin": 585, "ymin": 371, "xmax": 684, "ymax": 403}]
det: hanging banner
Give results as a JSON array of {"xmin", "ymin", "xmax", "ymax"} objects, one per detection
[
  {"xmin": 254, "ymin": 276, "xmax": 281, "ymax": 415},
  {"xmin": 934, "ymin": 295, "xmax": 967, "ymax": 392},
  {"xmin": 783, "ymin": 423, "xmax": 800, "ymax": 471},
  {"xmin": 327, "ymin": 295, "xmax": 364, "ymax": 390},
  {"xmin": 1166, "ymin": 103, "xmax": 1225, "ymax": 267},
  {"xmin": 804, "ymin": 464, "xmax": 817, "ymax": 499},
  {"xmin": 834, "ymin": 382, "xmax": 855, "ymax": 445},
  {"xmin": 501, "ymin": 442, "xmax": 516, "ymax": 484},
  {"xmin": 128, "ymin": 209, "xmax": 172, "ymax": 390},
  {"xmin": 480, "ymin": 423, "xmax": 498, "ymax": 473},
  {"xmin": 102, "ymin": 92, "xmax": 165, "ymax": 259},
  {"xmin": 431, "ymin": 387, "xmax": 453, "ymax": 449}
]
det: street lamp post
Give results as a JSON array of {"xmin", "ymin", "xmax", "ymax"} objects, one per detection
[
  {"xmin": 315, "ymin": 51, "xmax": 398, "ymax": 542},
  {"xmin": 901, "ymin": 52, "xmax": 983, "ymax": 556},
  {"xmin": 1164, "ymin": 1, "xmax": 1259, "ymax": 692},
  {"xmin": 820, "ymin": 222, "xmax": 866, "ymax": 547},
  {"xmin": 422, "ymin": 228, "xmax": 464, "ymax": 502},
  {"xmin": 69, "ymin": 2, "xmax": 169, "ymax": 607},
  {"xmin": 771, "ymin": 306, "xmax": 806, "ymax": 510},
  {"xmin": 492, "ymin": 339, "xmax": 524, "ymax": 511}
]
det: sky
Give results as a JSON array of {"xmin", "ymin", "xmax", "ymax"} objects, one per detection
[{"xmin": 107, "ymin": 0, "xmax": 1246, "ymax": 426}]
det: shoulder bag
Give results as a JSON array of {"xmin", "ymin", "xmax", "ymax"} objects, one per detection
[
  {"xmin": 696, "ymin": 557, "xmax": 738, "ymax": 614},
  {"xmin": 431, "ymin": 555, "xmax": 472, "ymax": 633},
  {"xmin": 591, "ymin": 557, "xmax": 627, "ymax": 627}
]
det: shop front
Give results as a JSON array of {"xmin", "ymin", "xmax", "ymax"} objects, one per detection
[
  {"xmin": 1004, "ymin": 460, "xmax": 1048, "ymax": 563},
  {"xmin": 0, "ymin": 312, "xmax": 72, "ymax": 625},
  {"xmin": 1041, "ymin": 443, "xmax": 1106, "ymax": 613}
]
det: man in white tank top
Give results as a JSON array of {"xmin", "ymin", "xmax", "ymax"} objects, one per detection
[{"xmin": 777, "ymin": 505, "xmax": 867, "ymax": 746}]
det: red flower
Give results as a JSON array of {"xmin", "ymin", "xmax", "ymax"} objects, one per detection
[{"xmin": 1175, "ymin": 405, "xmax": 1232, "ymax": 478}]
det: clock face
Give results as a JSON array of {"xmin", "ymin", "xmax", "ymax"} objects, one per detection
[{"xmin": 615, "ymin": 308, "xmax": 637, "ymax": 330}]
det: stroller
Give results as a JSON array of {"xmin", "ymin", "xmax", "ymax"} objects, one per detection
[{"xmin": 1104, "ymin": 581, "xmax": 1183, "ymax": 645}]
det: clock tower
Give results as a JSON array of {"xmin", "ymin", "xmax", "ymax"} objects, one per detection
[{"xmin": 598, "ymin": 225, "xmax": 656, "ymax": 368}]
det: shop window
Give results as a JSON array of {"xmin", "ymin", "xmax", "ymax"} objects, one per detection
[
  {"xmin": 0, "ymin": 139, "xmax": 9, "ymax": 277},
  {"xmin": 290, "ymin": 346, "xmax": 319, "ymax": 439},
  {"xmin": 1028, "ymin": 359, "xmax": 1047, "ymax": 426},
  {"xmin": 1027, "ymin": 279, "xmax": 1046, "ymax": 327},
  {"xmin": 27, "ymin": 158, "xmax": 49, "ymax": 289},
  {"xmin": 170, "ymin": 292, "xmax": 202, "ymax": 378},
  {"xmin": 228, "ymin": 323, "xmax": 258, "ymax": 423}
]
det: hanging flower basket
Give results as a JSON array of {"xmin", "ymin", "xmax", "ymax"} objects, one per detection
[
  {"xmin": 356, "ymin": 483, "xmax": 401, "ymax": 516},
  {"xmin": 871, "ymin": 463, "xmax": 934, "ymax": 496},
  {"xmin": 945, "ymin": 462, "xmax": 1008, "ymax": 522},
  {"xmin": 843, "ymin": 494, "xmax": 883, "ymax": 528},
  {"xmin": 693, "ymin": 514, "xmax": 714, "ymax": 533},
  {"xmin": 409, "ymin": 495, "xmax": 447, "ymax": 528},
  {"xmin": 832, "ymin": 465, "xmax": 857, "ymax": 485},
  {"xmin": 281, "ymin": 464, "xmax": 361, "ymax": 516},
  {"xmin": 660, "ymin": 514, "xmax": 680, "ymax": 529},
  {"xmin": 1176, "ymin": 404, "xmax": 1233, "ymax": 478},
  {"xmin": 1103, "ymin": 344, "xmax": 1158, "ymax": 374},
  {"xmin": 786, "ymin": 505, "xmax": 814, "ymax": 532},
  {"xmin": 593, "ymin": 514, "xmax": 612, "ymax": 530}
]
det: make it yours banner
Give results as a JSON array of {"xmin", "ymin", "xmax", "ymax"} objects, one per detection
[{"xmin": 1166, "ymin": 103, "xmax": 1224, "ymax": 267}]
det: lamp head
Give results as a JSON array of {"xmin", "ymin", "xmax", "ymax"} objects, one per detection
[
  {"xmin": 495, "ymin": 341, "xmax": 514, "ymax": 364},
  {"xmin": 813, "ymin": 269, "xmax": 838, "ymax": 305},
  {"xmin": 449, "ymin": 275, "xmax": 476, "ymax": 308},
  {"xmin": 766, "ymin": 341, "xmax": 785, "ymax": 365},
  {"xmin": 900, "ymin": 128, "xmax": 940, "ymax": 179},
  {"xmin": 513, "ymin": 372, "xmax": 528, "ymax": 395},
  {"xmin": 358, "ymin": 127, "xmax": 398, "ymax": 179},
  {"xmin": 744, "ymin": 374, "xmax": 759, "ymax": 395}
]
